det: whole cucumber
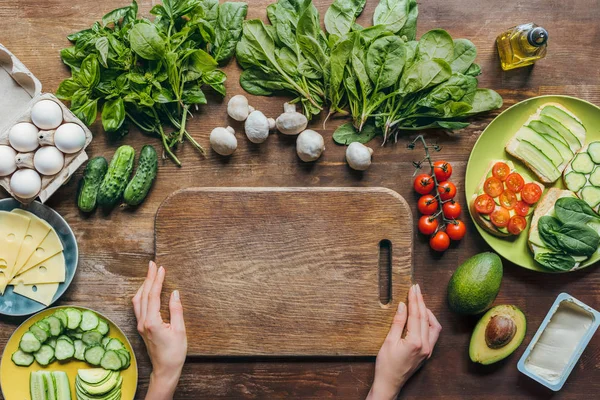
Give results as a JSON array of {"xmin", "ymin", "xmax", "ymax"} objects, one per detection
[
  {"xmin": 97, "ymin": 145, "xmax": 135, "ymax": 208},
  {"xmin": 77, "ymin": 157, "xmax": 108, "ymax": 212},
  {"xmin": 124, "ymin": 145, "xmax": 158, "ymax": 206}
]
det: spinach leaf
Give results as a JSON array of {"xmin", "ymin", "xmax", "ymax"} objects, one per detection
[
  {"xmin": 417, "ymin": 29, "xmax": 454, "ymax": 63},
  {"xmin": 373, "ymin": 0, "xmax": 410, "ymax": 34},
  {"xmin": 333, "ymin": 122, "xmax": 380, "ymax": 145},
  {"xmin": 538, "ymin": 216, "xmax": 564, "ymax": 251},
  {"xmin": 212, "ymin": 2, "xmax": 248, "ymax": 65},
  {"xmin": 465, "ymin": 63, "xmax": 481, "ymax": 76},
  {"xmin": 324, "ymin": 0, "xmax": 366, "ymax": 38},
  {"xmin": 366, "ymin": 36, "xmax": 406, "ymax": 90},
  {"xmin": 239, "ymin": 68, "xmax": 292, "ymax": 96},
  {"xmin": 539, "ymin": 216, "xmax": 600, "ymax": 257},
  {"xmin": 555, "ymin": 197, "xmax": 600, "ymax": 225},
  {"xmin": 200, "ymin": 0, "xmax": 219, "ymax": 25},
  {"xmin": 397, "ymin": 0, "xmax": 417, "ymax": 40},
  {"xmin": 129, "ymin": 23, "xmax": 165, "ymax": 60},
  {"xmin": 449, "ymin": 39, "xmax": 477, "ymax": 74},
  {"xmin": 534, "ymin": 252, "xmax": 577, "ymax": 272},
  {"xmin": 102, "ymin": 98, "xmax": 126, "ymax": 132},
  {"xmin": 466, "ymin": 89, "xmax": 503, "ymax": 115},
  {"xmin": 400, "ymin": 59, "xmax": 452, "ymax": 94}
]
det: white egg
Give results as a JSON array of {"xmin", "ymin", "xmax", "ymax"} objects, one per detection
[
  {"xmin": 8, "ymin": 122, "xmax": 39, "ymax": 152},
  {"xmin": 34, "ymin": 146, "xmax": 64, "ymax": 176},
  {"xmin": 10, "ymin": 169, "xmax": 42, "ymax": 198},
  {"xmin": 54, "ymin": 123, "xmax": 86, "ymax": 154},
  {"xmin": 0, "ymin": 145, "xmax": 17, "ymax": 176},
  {"xmin": 30, "ymin": 100, "xmax": 63, "ymax": 130}
]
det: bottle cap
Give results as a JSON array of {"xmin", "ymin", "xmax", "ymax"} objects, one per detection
[{"xmin": 528, "ymin": 27, "xmax": 548, "ymax": 47}]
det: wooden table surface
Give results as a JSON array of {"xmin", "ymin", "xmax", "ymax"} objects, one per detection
[{"xmin": 1, "ymin": 0, "xmax": 599, "ymax": 398}]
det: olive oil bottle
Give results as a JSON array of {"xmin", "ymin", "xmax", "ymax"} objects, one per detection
[{"xmin": 496, "ymin": 23, "xmax": 548, "ymax": 71}]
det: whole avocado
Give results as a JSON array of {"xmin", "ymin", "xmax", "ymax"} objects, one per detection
[{"xmin": 447, "ymin": 252, "xmax": 503, "ymax": 315}]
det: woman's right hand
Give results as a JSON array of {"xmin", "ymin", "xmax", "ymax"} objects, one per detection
[
  {"xmin": 133, "ymin": 261, "xmax": 187, "ymax": 400},
  {"xmin": 366, "ymin": 284, "xmax": 442, "ymax": 400}
]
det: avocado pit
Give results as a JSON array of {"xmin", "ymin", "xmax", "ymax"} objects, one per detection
[{"xmin": 485, "ymin": 315, "xmax": 517, "ymax": 349}]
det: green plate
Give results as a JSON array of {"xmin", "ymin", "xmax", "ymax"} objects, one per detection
[{"xmin": 465, "ymin": 95, "xmax": 600, "ymax": 272}]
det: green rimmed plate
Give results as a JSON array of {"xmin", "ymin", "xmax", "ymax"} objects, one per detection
[{"xmin": 465, "ymin": 95, "xmax": 600, "ymax": 272}]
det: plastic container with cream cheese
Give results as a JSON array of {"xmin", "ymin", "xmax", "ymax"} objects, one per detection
[{"xmin": 517, "ymin": 293, "xmax": 599, "ymax": 391}]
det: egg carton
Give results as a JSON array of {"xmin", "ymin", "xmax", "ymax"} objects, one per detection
[{"xmin": 0, "ymin": 44, "xmax": 92, "ymax": 204}]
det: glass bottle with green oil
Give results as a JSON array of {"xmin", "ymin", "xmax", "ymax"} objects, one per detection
[{"xmin": 496, "ymin": 23, "xmax": 548, "ymax": 71}]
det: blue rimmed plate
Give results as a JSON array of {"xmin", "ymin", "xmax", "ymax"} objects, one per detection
[{"xmin": 0, "ymin": 199, "xmax": 78, "ymax": 316}]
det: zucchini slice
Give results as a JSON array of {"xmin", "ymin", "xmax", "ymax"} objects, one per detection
[
  {"xmin": 581, "ymin": 186, "xmax": 600, "ymax": 208},
  {"xmin": 588, "ymin": 141, "xmax": 600, "ymax": 164},
  {"xmin": 571, "ymin": 152, "xmax": 594, "ymax": 174},
  {"xmin": 34, "ymin": 344, "xmax": 55, "ymax": 366},
  {"xmin": 564, "ymin": 171, "xmax": 588, "ymax": 192},
  {"xmin": 11, "ymin": 349, "xmax": 34, "ymax": 366}
]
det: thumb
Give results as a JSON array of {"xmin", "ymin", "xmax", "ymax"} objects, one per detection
[
  {"xmin": 169, "ymin": 290, "xmax": 186, "ymax": 333},
  {"xmin": 387, "ymin": 301, "xmax": 407, "ymax": 340}
]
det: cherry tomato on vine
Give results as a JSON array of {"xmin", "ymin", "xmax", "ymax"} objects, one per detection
[
  {"xmin": 498, "ymin": 190, "xmax": 517, "ymax": 209},
  {"xmin": 418, "ymin": 215, "xmax": 439, "ymax": 235},
  {"xmin": 414, "ymin": 174, "xmax": 434, "ymax": 195},
  {"xmin": 438, "ymin": 181, "xmax": 457, "ymax": 201},
  {"xmin": 430, "ymin": 231, "xmax": 450, "ymax": 252},
  {"xmin": 418, "ymin": 195, "xmax": 438, "ymax": 215},
  {"xmin": 446, "ymin": 220, "xmax": 466, "ymax": 241},
  {"xmin": 483, "ymin": 177, "xmax": 504, "ymax": 197},
  {"xmin": 490, "ymin": 207, "xmax": 510, "ymax": 228},
  {"xmin": 522, "ymin": 183, "xmax": 542, "ymax": 205},
  {"xmin": 507, "ymin": 215, "xmax": 527, "ymax": 235},
  {"xmin": 514, "ymin": 200, "xmax": 530, "ymax": 217},
  {"xmin": 505, "ymin": 172, "xmax": 525, "ymax": 193},
  {"xmin": 474, "ymin": 194, "xmax": 495, "ymax": 214},
  {"xmin": 433, "ymin": 161, "xmax": 453, "ymax": 181},
  {"xmin": 442, "ymin": 200, "xmax": 461, "ymax": 219},
  {"xmin": 492, "ymin": 162, "xmax": 511, "ymax": 181}
]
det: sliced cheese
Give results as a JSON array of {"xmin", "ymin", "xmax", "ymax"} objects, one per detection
[
  {"xmin": 0, "ymin": 211, "xmax": 31, "ymax": 294},
  {"xmin": 12, "ymin": 282, "xmax": 59, "ymax": 306},
  {"xmin": 10, "ymin": 209, "xmax": 52, "ymax": 279},
  {"xmin": 10, "ymin": 252, "xmax": 65, "ymax": 285},
  {"xmin": 16, "ymin": 228, "xmax": 63, "ymax": 276}
]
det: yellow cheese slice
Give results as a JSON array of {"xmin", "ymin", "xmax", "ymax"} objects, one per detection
[
  {"xmin": 0, "ymin": 211, "xmax": 31, "ymax": 294},
  {"xmin": 16, "ymin": 228, "xmax": 63, "ymax": 276},
  {"xmin": 12, "ymin": 282, "xmax": 59, "ymax": 306},
  {"xmin": 10, "ymin": 252, "xmax": 65, "ymax": 285},
  {"xmin": 11, "ymin": 209, "xmax": 52, "ymax": 278}
]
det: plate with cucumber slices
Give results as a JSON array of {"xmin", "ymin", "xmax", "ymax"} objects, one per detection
[
  {"xmin": 466, "ymin": 95, "xmax": 600, "ymax": 272},
  {"xmin": 0, "ymin": 306, "xmax": 137, "ymax": 399}
]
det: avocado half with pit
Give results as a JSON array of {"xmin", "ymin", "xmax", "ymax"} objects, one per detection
[{"xmin": 469, "ymin": 305, "xmax": 527, "ymax": 365}]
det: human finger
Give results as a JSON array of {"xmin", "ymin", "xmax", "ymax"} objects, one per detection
[
  {"xmin": 147, "ymin": 266, "xmax": 166, "ymax": 322},
  {"xmin": 132, "ymin": 284, "xmax": 143, "ymax": 322},
  {"xmin": 405, "ymin": 285, "xmax": 421, "ymax": 340},
  {"xmin": 140, "ymin": 261, "xmax": 158, "ymax": 323},
  {"xmin": 416, "ymin": 284, "xmax": 430, "ymax": 355},
  {"xmin": 427, "ymin": 308, "xmax": 442, "ymax": 358},
  {"xmin": 386, "ymin": 301, "xmax": 407, "ymax": 341},
  {"xmin": 169, "ymin": 290, "xmax": 186, "ymax": 334}
]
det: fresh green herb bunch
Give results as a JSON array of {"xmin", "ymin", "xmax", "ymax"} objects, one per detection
[
  {"xmin": 56, "ymin": 0, "xmax": 248, "ymax": 166},
  {"xmin": 236, "ymin": 0, "xmax": 502, "ymax": 145}
]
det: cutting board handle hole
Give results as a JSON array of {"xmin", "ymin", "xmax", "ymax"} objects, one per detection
[{"xmin": 378, "ymin": 239, "xmax": 392, "ymax": 307}]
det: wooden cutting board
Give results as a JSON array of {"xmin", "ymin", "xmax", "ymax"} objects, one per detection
[{"xmin": 155, "ymin": 187, "xmax": 413, "ymax": 356}]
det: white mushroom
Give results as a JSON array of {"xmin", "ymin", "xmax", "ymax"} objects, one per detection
[
  {"xmin": 244, "ymin": 110, "xmax": 270, "ymax": 144},
  {"xmin": 296, "ymin": 129, "xmax": 325, "ymax": 162},
  {"xmin": 276, "ymin": 103, "xmax": 308, "ymax": 135},
  {"xmin": 346, "ymin": 142, "xmax": 373, "ymax": 171},
  {"xmin": 268, "ymin": 118, "xmax": 276, "ymax": 131},
  {"xmin": 227, "ymin": 95, "xmax": 255, "ymax": 122},
  {"xmin": 210, "ymin": 126, "xmax": 237, "ymax": 156}
]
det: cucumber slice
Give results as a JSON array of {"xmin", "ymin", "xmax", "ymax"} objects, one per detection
[
  {"xmin": 102, "ymin": 337, "xmax": 111, "ymax": 348},
  {"xmin": 67, "ymin": 330, "xmax": 83, "ymax": 340},
  {"xmin": 100, "ymin": 350, "xmax": 123, "ymax": 371},
  {"xmin": 82, "ymin": 331, "xmax": 104, "ymax": 346},
  {"xmin": 541, "ymin": 105, "xmax": 586, "ymax": 145},
  {"xmin": 105, "ymin": 338, "xmax": 125, "ymax": 351},
  {"xmin": 590, "ymin": 167, "xmax": 600, "ymax": 187},
  {"xmin": 41, "ymin": 371, "xmax": 57, "ymax": 400},
  {"xmin": 528, "ymin": 120, "xmax": 569, "ymax": 146},
  {"xmin": 540, "ymin": 115, "xmax": 581, "ymax": 152},
  {"xmin": 542, "ymin": 134, "xmax": 573, "ymax": 162},
  {"xmin": 55, "ymin": 339, "xmax": 75, "ymax": 361},
  {"xmin": 46, "ymin": 337, "xmax": 57, "ymax": 348},
  {"xmin": 12, "ymin": 349, "xmax": 34, "ymax": 366},
  {"xmin": 57, "ymin": 334, "xmax": 74, "ymax": 344},
  {"xmin": 581, "ymin": 186, "xmax": 600, "ymax": 208},
  {"xmin": 97, "ymin": 318, "xmax": 110, "ymax": 336},
  {"xmin": 84, "ymin": 345, "xmax": 105, "ymax": 366},
  {"xmin": 588, "ymin": 141, "xmax": 600, "ymax": 164},
  {"xmin": 36, "ymin": 320, "xmax": 50, "ymax": 332},
  {"xmin": 80, "ymin": 310, "xmax": 99, "ymax": 331},
  {"xmin": 45, "ymin": 316, "xmax": 63, "ymax": 337},
  {"xmin": 34, "ymin": 344, "xmax": 55, "ymax": 366},
  {"xmin": 74, "ymin": 339, "xmax": 87, "ymax": 361},
  {"xmin": 30, "ymin": 371, "xmax": 46, "ymax": 400},
  {"xmin": 20, "ymin": 332, "xmax": 42, "ymax": 353},
  {"xmin": 564, "ymin": 171, "xmax": 588, "ymax": 192},
  {"xmin": 571, "ymin": 152, "xmax": 594, "ymax": 174},
  {"xmin": 66, "ymin": 308, "xmax": 82, "ymax": 330},
  {"xmin": 52, "ymin": 371, "xmax": 71, "ymax": 400},
  {"xmin": 514, "ymin": 139, "xmax": 561, "ymax": 182},
  {"xmin": 116, "ymin": 349, "xmax": 131, "ymax": 370},
  {"xmin": 53, "ymin": 310, "xmax": 68, "ymax": 328},
  {"xmin": 29, "ymin": 324, "xmax": 49, "ymax": 343},
  {"xmin": 515, "ymin": 126, "xmax": 563, "ymax": 166}
]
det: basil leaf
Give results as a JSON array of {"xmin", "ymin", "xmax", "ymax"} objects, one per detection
[
  {"xmin": 333, "ymin": 122, "xmax": 379, "ymax": 145},
  {"xmin": 95, "ymin": 36, "xmax": 109, "ymax": 68},
  {"xmin": 534, "ymin": 252, "xmax": 577, "ymax": 272},
  {"xmin": 203, "ymin": 70, "xmax": 227, "ymax": 96},
  {"xmin": 102, "ymin": 98, "xmax": 126, "ymax": 132},
  {"xmin": 212, "ymin": 2, "xmax": 248, "ymax": 65},
  {"xmin": 102, "ymin": 0, "xmax": 138, "ymax": 26},
  {"xmin": 182, "ymin": 87, "xmax": 207, "ymax": 105},
  {"xmin": 55, "ymin": 78, "xmax": 81, "ymax": 100},
  {"xmin": 129, "ymin": 23, "xmax": 165, "ymax": 60},
  {"xmin": 73, "ymin": 98, "xmax": 99, "ymax": 126},
  {"xmin": 67, "ymin": 28, "xmax": 94, "ymax": 43},
  {"xmin": 555, "ymin": 197, "xmax": 600, "ymax": 225},
  {"xmin": 60, "ymin": 47, "xmax": 86, "ymax": 69},
  {"xmin": 186, "ymin": 49, "xmax": 218, "ymax": 73},
  {"xmin": 75, "ymin": 54, "xmax": 100, "ymax": 89}
]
